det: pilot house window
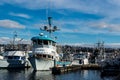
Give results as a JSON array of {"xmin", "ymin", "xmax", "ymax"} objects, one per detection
[
  {"xmin": 38, "ymin": 40, "xmax": 42, "ymax": 45},
  {"xmin": 43, "ymin": 55, "xmax": 46, "ymax": 58},
  {"xmin": 43, "ymin": 40, "xmax": 48, "ymax": 45}
]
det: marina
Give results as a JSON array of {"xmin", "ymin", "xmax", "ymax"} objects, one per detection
[
  {"xmin": 0, "ymin": 35, "xmax": 120, "ymax": 79},
  {"xmin": 0, "ymin": 41, "xmax": 120, "ymax": 79},
  {"xmin": 1, "ymin": 0, "xmax": 120, "ymax": 80},
  {"xmin": 0, "ymin": 28, "xmax": 120, "ymax": 79}
]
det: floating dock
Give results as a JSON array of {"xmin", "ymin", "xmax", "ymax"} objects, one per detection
[{"xmin": 52, "ymin": 64, "xmax": 101, "ymax": 75}]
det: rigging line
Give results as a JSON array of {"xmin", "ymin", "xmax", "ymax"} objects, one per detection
[
  {"xmin": 44, "ymin": 1, "xmax": 49, "ymax": 30},
  {"xmin": 46, "ymin": 0, "xmax": 52, "ymax": 19},
  {"xmin": 46, "ymin": 1, "xmax": 48, "ymax": 22}
]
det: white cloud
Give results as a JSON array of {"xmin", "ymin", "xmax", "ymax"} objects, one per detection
[
  {"xmin": 90, "ymin": 22, "xmax": 120, "ymax": 32},
  {"xmin": 0, "ymin": 0, "xmax": 49, "ymax": 9},
  {"xmin": 15, "ymin": 38, "xmax": 31, "ymax": 44},
  {"xmin": 108, "ymin": 0, "xmax": 120, "ymax": 6},
  {"xmin": 0, "ymin": 0, "xmax": 120, "ymax": 16},
  {"xmin": 33, "ymin": 19, "xmax": 120, "ymax": 35},
  {"xmin": 9, "ymin": 12, "xmax": 31, "ymax": 19},
  {"xmin": 1, "ymin": 0, "xmax": 120, "ymax": 20},
  {"xmin": 61, "ymin": 43, "xmax": 94, "ymax": 47},
  {"xmin": 51, "ymin": 19, "xmax": 120, "ymax": 36},
  {"xmin": 105, "ymin": 43, "xmax": 120, "ymax": 48},
  {"xmin": 0, "ymin": 19, "xmax": 25, "ymax": 29},
  {"xmin": 2, "ymin": 0, "xmax": 120, "ymax": 35},
  {"xmin": 0, "ymin": 37, "xmax": 31, "ymax": 44},
  {"xmin": 61, "ymin": 42, "xmax": 120, "ymax": 48},
  {"xmin": 0, "ymin": 37, "xmax": 11, "ymax": 44},
  {"xmin": 0, "ymin": 0, "xmax": 110, "ymax": 11}
]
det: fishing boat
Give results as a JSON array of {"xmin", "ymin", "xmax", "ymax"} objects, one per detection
[
  {"xmin": 0, "ymin": 50, "xmax": 29, "ymax": 68},
  {"xmin": 0, "ymin": 32, "xmax": 30, "ymax": 68},
  {"xmin": 71, "ymin": 52, "xmax": 89, "ymax": 65},
  {"xmin": 28, "ymin": 33, "xmax": 60, "ymax": 70},
  {"xmin": 28, "ymin": 17, "xmax": 71, "ymax": 70}
]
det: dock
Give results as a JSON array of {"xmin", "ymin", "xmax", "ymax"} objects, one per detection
[{"xmin": 52, "ymin": 64, "xmax": 101, "ymax": 75}]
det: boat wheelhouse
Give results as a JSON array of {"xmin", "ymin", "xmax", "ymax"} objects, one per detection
[{"xmin": 31, "ymin": 34, "xmax": 59, "ymax": 60}]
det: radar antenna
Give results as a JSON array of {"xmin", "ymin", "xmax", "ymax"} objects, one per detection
[{"xmin": 40, "ymin": 17, "xmax": 60, "ymax": 37}]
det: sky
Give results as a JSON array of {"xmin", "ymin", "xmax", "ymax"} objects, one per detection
[{"xmin": 0, "ymin": 0, "xmax": 120, "ymax": 47}]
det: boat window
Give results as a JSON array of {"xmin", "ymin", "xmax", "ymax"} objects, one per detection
[
  {"xmin": 48, "ymin": 55, "xmax": 51, "ymax": 58},
  {"xmin": 53, "ymin": 43, "xmax": 55, "ymax": 46},
  {"xmin": 33, "ymin": 40, "xmax": 37, "ymax": 45},
  {"xmin": 38, "ymin": 40, "xmax": 43, "ymax": 45},
  {"xmin": 43, "ymin": 40, "xmax": 48, "ymax": 45},
  {"xmin": 7, "ymin": 56, "xmax": 13, "ymax": 59},
  {"xmin": 21, "ymin": 57, "xmax": 25, "ymax": 60},
  {"xmin": 39, "ymin": 54, "xmax": 42, "ymax": 57},
  {"xmin": 52, "ymin": 56, "xmax": 53, "ymax": 59},
  {"xmin": 14, "ymin": 56, "xmax": 20, "ymax": 59},
  {"xmin": 43, "ymin": 55, "xmax": 46, "ymax": 58},
  {"xmin": 52, "ymin": 42, "xmax": 56, "ymax": 46}
]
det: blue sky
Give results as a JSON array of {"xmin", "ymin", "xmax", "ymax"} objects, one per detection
[{"xmin": 0, "ymin": 0, "xmax": 120, "ymax": 47}]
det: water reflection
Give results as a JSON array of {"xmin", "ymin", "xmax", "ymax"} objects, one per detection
[
  {"xmin": 0, "ymin": 69, "xmax": 27, "ymax": 80},
  {"xmin": 0, "ymin": 68, "xmax": 118, "ymax": 80},
  {"xmin": 27, "ymin": 70, "xmax": 54, "ymax": 80}
]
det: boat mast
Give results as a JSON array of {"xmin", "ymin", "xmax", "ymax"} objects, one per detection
[
  {"xmin": 96, "ymin": 41, "xmax": 105, "ymax": 61},
  {"xmin": 40, "ymin": 0, "xmax": 59, "ymax": 37},
  {"xmin": 13, "ymin": 31, "xmax": 17, "ymax": 49}
]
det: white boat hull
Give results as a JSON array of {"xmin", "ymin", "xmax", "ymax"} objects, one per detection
[
  {"xmin": 29, "ymin": 57, "xmax": 54, "ymax": 70},
  {"xmin": 0, "ymin": 59, "xmax": 28, "ymax": 68},
  {"xmin": 29, "ymin": 57, "xmax": 72, "ymax": 70}
]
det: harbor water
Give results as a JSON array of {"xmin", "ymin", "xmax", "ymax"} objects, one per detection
[{"xmin": 0, "ymin": 68, "xmax": 117, "ymax": 80}]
